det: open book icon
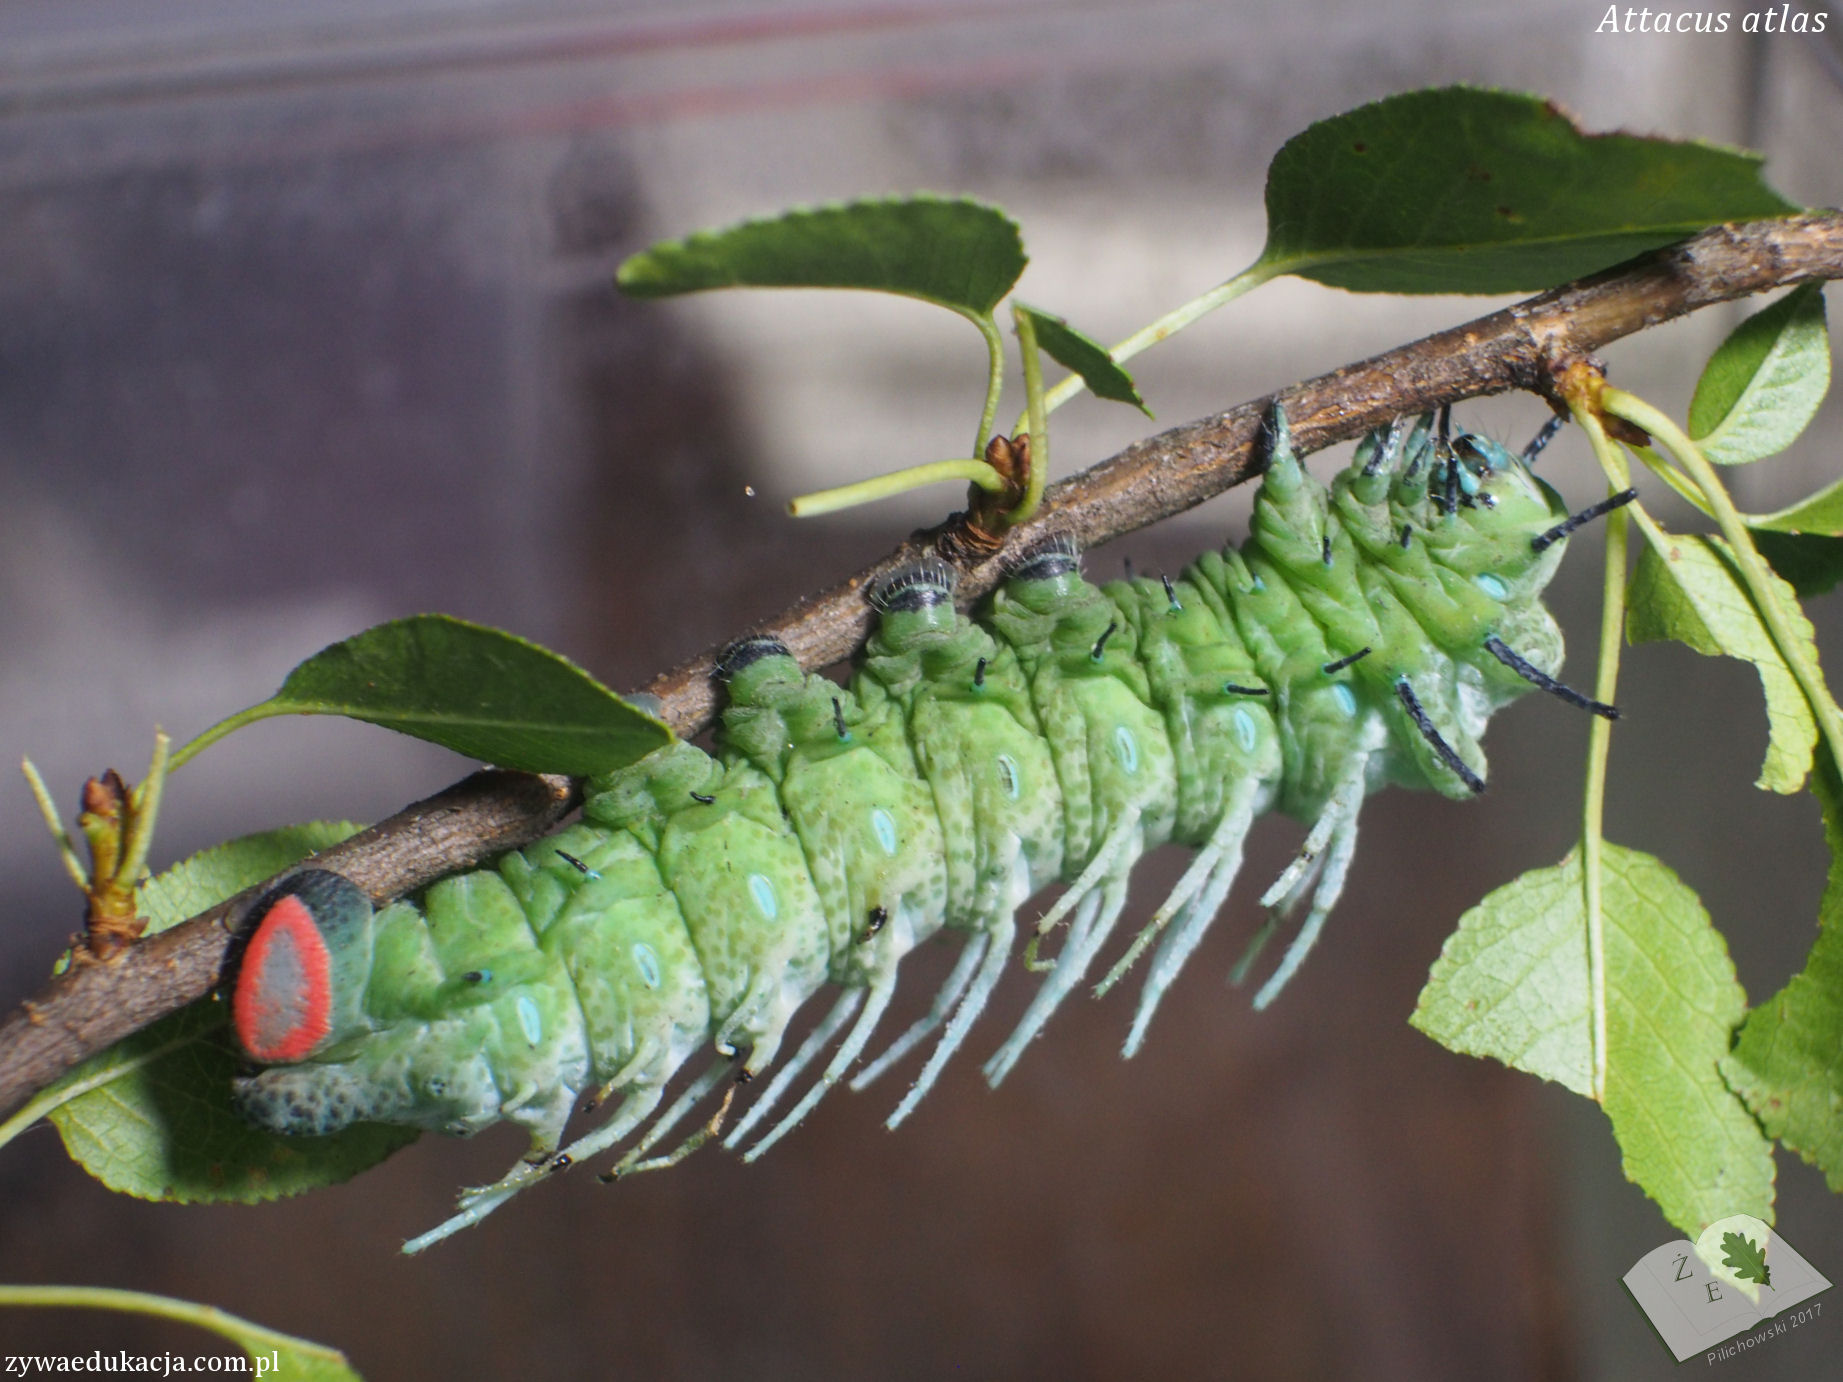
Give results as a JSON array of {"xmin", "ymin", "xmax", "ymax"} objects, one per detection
[{"xmin": 1623, "ymin": 1214, "xmax": 1832, "ymax": 1362}]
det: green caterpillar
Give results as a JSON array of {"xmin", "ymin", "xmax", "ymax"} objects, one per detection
[{"xmin": 228, "ymin": 405, "xmax": 1616, "ymax": 1251}]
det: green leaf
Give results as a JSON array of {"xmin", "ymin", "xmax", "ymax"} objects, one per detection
[
  {"xmin": 617, "ymin": 196, "xmax": 1027, "ymax": 319},
  {"xmin": 1413, "ymin": 845, "xmax": 1774, "ymax": 1234},
  {"xmin": 1688, "ymin": 284, "xmax": 1831, "ymax": 465},
  {"xmin": 1688, "ymin": 285, "xmax": 1828, "ymax": 466},
  {"xmin": 1755, "ymin": 530, "xmax": 1843, "ymax": 598},
  {"xmin": 30, "ymin": 822, "xmax": 420, "ymax": 1204},
  {"xmin": 1258, "ymin": 87, "xmax": 1797, "ymax": 294},
  {"xmin": 1408, "ymin": 859, "xmax": 1594, "ymax": 1095},
  {"xmin": 1720, "ymin": 1229, "xmax": 1772, "ymax": 1287},
  {"xmin": 1747, "ymin": 473, "xmax": 1843, "ymax": 535},
  {"xmin": 1627, "ymin": 532, "xmax": 1818, "ymax": 793},
  {"xmin": 0, "ymin": 1284, "xmax": 364, "ymax": 1381},
  {"xmin": 1724, "ymin": 757, "xmax": 1843, "ymax": 1191},
  {"xmin": 1014, "ymin": 302, "xmax": 1150, "ymax": 415},
  {"xmin": 204, "ymin": 615, "xmax": 670, "ymax": 777},
  {"xmin": 138, "ymin": 821, "xmax": 366, "ymax": 935}
]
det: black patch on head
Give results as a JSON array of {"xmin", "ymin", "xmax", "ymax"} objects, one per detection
[
  {"xmin": 230, "ymin": 868, "xmax": 371, "ymax": 980},
  {"xmin": 1007, "ymin": 533, "xmax": 1080, "ymax": 582},
  {"xmin": 715, "ymin": 635, "xmax": 792, "ymax": 681}
]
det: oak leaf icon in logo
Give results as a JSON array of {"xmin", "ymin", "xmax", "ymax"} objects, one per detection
[{"xmin": 1720, "ymin": 1231, "xmax": 1771, "ymax": 1289}]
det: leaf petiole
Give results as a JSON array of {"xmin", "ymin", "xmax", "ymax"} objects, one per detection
[
  {"xmin": 20, "ymin": 759, "xmax": 88, "ymax": 891},
  {"xmin": 788, "ymin": 457, "xmax": 1009, "ymax": 518},
  {"xmin": 1008, "ymin": 304, "xmax": 1050, "ymax": 524},
  {"xmin": 1603, "ymin": 388, "xmax": 1843, "ymax": 777},
  {"xmin": 1031, "ymin": 262, "xmax": 1280, "ymax": 427}
]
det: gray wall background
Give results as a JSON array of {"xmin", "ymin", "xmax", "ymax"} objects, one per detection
[{"xmin": 4, "ymin": 2, "xmax": 1843, "ymax": 1377}]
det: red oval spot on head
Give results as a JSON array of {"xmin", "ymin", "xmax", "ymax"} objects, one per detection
[{"xmin": 233, "ymin": 893, "xmax": 333, "ymax": 1063}]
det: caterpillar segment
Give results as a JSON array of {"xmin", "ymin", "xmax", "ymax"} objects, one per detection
[{"xmin": 228, "ymin": 404, "xmax": 1596, "ymax": 1251}]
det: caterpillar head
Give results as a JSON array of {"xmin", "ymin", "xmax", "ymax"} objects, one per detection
[
  {"xmin": 1333, "ymin": 414, "xmax": 1572, "ymax": 595},
  {"xmin": 231, "ymin": 870, "xmax": 376, "ymax": 1065},
  {"xmin": 1439, "ymin": 431, "xmax": 1573, "ymax": 583}
]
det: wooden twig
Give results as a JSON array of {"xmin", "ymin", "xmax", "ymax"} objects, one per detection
[{"xmin": 2, "ymin": 211, "xmax": 1840, "ymax": 1122}]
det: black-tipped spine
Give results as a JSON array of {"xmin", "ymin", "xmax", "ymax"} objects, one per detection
[
  {"xmin": 1484, "ymin": 636, "xmax": 1619, "ymax": 719},
  {"xmin": 1532, "ymin": 489, "xmax": 1638, "ymax": 553},
  {"xmin": 1395, "ymin": 680, "xmax": 1486, "ymax": 795},
  {"xmin": 1322, "ymin": 647, "xmax": 1372, "ymax": 675},
  {"xmin": 1522, "ymin": 414, "xmax": 1566, "ymax": 465}
]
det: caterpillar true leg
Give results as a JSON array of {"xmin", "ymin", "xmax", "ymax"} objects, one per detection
[
  {"xmin": 1097, "ymin": 833, "xmax": 1226, "ymax": 998},
  {"xmin": 406, "ymin": 1081, "xmax": 671, "ymax": 1254},
  {"xmin": 1259, "ymin": 788, "xmax": 1355, "ymax": 912},
  {"xmin": 981, "ymin": 889, "xmax": 1106, "ymax": 1088},
  {"xmin": 1018, "ymin": 803, "xmax": 1145, "ymax": 973}
]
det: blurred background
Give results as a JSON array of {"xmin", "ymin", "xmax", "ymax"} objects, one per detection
[{"xmin": 4, "ymin": 1, "xmax": 1843, "ymax": 1376}]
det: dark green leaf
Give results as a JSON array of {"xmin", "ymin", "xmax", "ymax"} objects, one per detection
[
  {"xmin": 1724, "ymin": 757, "xmax": 1843, "ymax": 1191},
  {"xmin": 617, "ymin": 196, "xmax": 1027, "ymax": 318},
  {"xmin": 256, "ymin": 615, "xmax": 669, "ymax": 776},
  {"xmin": 40, "ymin": 822, "xmax": 418, "ymax": 1204},
  {"xmin": 1748, "ymin": 473, "xmax": 1843, "ymax": 535},
  {"xmin": 1689, "ymin": 284, "xmax": 1830, "ymax": 464},
  {"xmin": 1627, "ymin": 533, "xmax": 1818, "ymax": 793},
  {"xmin": 46, "ymin": 1005, "xmax": 418, "ymax": 1205},
  {"xmin": 1259, "ymin": 87, "xmax": 1798, "ymax": 294},
  {"xmin": 1720, "ymin": 1229, "xmax": 1772, "ymax": 1286},
  {"xmin": 1014, "ymin": 302, "xmax": 1150, "ymax": 415},
  {"xmin": 1755, "ymin": 530, "xmax": 1843, "ymax": 598}
]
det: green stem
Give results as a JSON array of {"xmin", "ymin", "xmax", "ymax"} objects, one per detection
[
  {"xmin": 1020, "ymin": 260, "xmax": 1280, "ymax": 432},
  {"xmin": 0, "ymin": 1023, "xmax": 209, "ymax": 1153},
  {"xmin": 0, "ymin": 1285, "xmax": 349, "ymax": 1368},
  {"xmin": 969, "ymin": 310, "xmax": 1007, "ymax": 458},
  {"xmin": 1603, "ymin": 388, "xmax": 1843, "ymax": 775},
  {"xmin": 167, "ymin": 702, "xmax": 295, "ymax": 773},
  {"xmin": 1571, "ymin": 405, "xmax": 1633, "ymax": 1103},
  {"xmin": 1009, "ymin": 305, "xmax": 1050, "ymax": 524},
  {"xmin": 788, "ymin": 457, "xmax": 1007, "ymax": 518},
  {"xmin": 20, "ymin": 758, "xmax": 88, "ymax": 891},
  {"xmin": 116, "ymin": 731, "xmax": 169, "ymax": 889}
]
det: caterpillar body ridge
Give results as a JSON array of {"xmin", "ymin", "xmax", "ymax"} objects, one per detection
[{"xmin": 226, "ymin": 407, "xmax": 1599, "ymax": 1251}]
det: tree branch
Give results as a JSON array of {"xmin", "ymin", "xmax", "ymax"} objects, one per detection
[{"xmin": 3, "ymin": 211, "xmax": 1841, "ymax": 1122}]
